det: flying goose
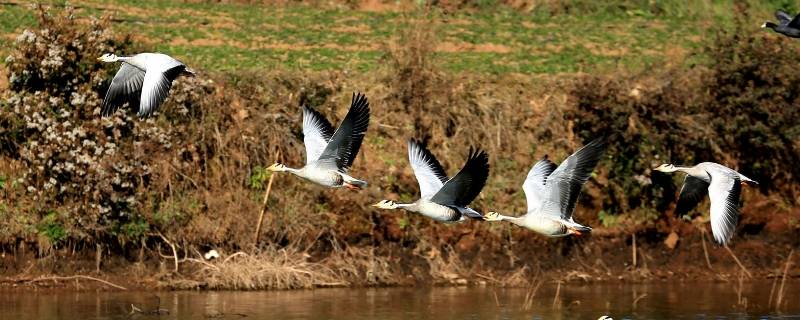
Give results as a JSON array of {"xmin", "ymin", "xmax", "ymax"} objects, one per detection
[
  {"xmin": 268, "ymin": 93, "xmax": 370, "ymax": 190},
  {"xmin": 483, "ymin": 138, "xmax": 606, "ymax": 237},
  {"xmin": 372, "ymin": 139, "xmax": 489, "ymax": 223},
  {"xmin": 762, "ymin": 10, "xmax": 800, "ymax": 38},
  {"xmin": 98, "ymin": 53, "xmax": 195, "ymax": 118},
  {"xmin": 654, "ymin": 162, "xmax": 757, "ymax": 245}
]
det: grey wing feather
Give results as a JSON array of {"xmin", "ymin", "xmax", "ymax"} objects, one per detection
[
  {"xmin": 522, "ymin": 156, "xmax": 557, "ymax": 213},
  {"xmin": 102, "ymin": 63, "xmax": 145, "ymax": 117},
  {"xmin": 138, "ymin": 66, "xmax": 184, "ymax": 118},
  {"xmin": 708, "ymin": 173, "xmax": 741, "ymax": 245},
  {"xmin": 675, "ymin": 175, "xmax": 710, "ymax": 217},
  {"xmin": 408, "ymin": 139, "xmax": 448, "ymax": 200},
  {"xmin": 317, "ymin": 92, "xmax": 370, "ymax": 172},
  {"xmin": 788, "ymin": 13, "xmax": 800, "ymax": 29},
  {"xmin": 430, "ymin": 147, "xmax": 489, "ymax": 207},
  {"xmin": 776, "ymin": 10, "xmax": 793, "ymax": 24},
  {"xmin": 544, "ymin": 138, "xmax": 606, "ymax": 219},
  {"xmin": 302, "ymin": 106, "xmax": 335, "ymax": 164}
]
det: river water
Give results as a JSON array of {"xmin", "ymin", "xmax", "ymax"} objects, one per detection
[{"xmin": 1, "ymin": 282, "xmax": 798, "ymax": 319}]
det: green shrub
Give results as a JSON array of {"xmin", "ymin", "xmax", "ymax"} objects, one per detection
[{"xmin": 567, "ymin": 10, "xmax": 800, "ymax": 218}]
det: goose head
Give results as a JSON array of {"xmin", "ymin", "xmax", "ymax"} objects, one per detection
[
  {"xmin": 97, "ymin": 53, "xmax": 119, "ymax": 62},
  {"xmin": 267, "ymin": 163, "xmax": 288, "ymax": 172},
  {"xmin": 653, "ymin": 163, "xmax": 677, "ymax": 173},
  {"xmin": 372, "ymin": 200, "xmax": 400, "ymax": 210},
  {"xmin": 483, "ymin": 211, "xmax": 503, "ymax": 221},
  {"xmin": 762, "ymin": 21, "xmax": 778, "ymax": 29}
]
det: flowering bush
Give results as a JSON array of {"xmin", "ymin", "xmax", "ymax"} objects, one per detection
[{"xmin": 0, "ymin": 6, "xmax": 213, "ymax": 243}]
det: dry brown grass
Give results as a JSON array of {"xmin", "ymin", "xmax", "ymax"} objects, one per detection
[
  {"xmin": 176, "ymin": 247, "xmax": 343, "ymax": 290},
  {"xmin": 2, "ymin": 5, "xmax": 799, "ymax": 290}
]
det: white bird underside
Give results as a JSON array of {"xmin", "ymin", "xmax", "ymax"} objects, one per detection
[
  {"xmin": 396, "ymin": 140, "xmax": 489, "ymax": 222},
  {"xmin": 488, "ymin": 138, "xmax": 605, "ymax": 236},
  {"xmin": 523, "ymin": 139, "xmax": 605, "ymax": 222},
  {"xmin": 279, "ymin": 93, "xmax": 369, "ymax": 189},
  {"xmin": 102, "ymin": 53, "xmax": 191, "ymax": 118},
  {"xmin": 673, "ymin": 162, "xmax": 751, "ymax": 245}
]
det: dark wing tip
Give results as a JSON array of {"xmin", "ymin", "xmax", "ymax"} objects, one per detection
[{"xmin": 350, "ymin": 91, "xmax": 370, "ymax": 113}]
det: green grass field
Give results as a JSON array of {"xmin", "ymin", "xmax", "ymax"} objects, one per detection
[{"xmin": 0, "ymin": 1, "xmax": 790, "ymax": 74}]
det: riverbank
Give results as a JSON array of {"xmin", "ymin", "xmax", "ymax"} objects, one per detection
[
  {"xmin": 1, "ymin": 3, "xmax": 799, "ymax": 292},
  {"xmin": 2, "ymin": 199, "xmax": 798, "ymax": 292}
]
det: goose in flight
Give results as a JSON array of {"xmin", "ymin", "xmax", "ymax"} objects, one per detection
[
  {"xmin": 654, "ymin": 162, "xmax": 757, "ymax": 245},
  {"xmin": 268, "ymin": 93, "xmax": 370, "ymax": 190},
  {"xmin": 483, "ymin": 138, "xmax": 606, "ymax": 237},
  {"xmin": 372, "ymin": 139, "xmax": 489, "ymax": 223},
  {"xmin": 98, "ymin": 53, "xmax": 195, "ymax": 118},
  {"xmin": 762, "ymin": 10, "xmax": 800, "ymax": 38}
]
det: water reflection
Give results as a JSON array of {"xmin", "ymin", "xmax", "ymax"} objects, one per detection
[{"xmin": 0, "ymin": 282, "xmax": 797, "ymax": 319}]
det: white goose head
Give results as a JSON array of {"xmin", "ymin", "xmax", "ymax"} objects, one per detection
[
  {"xmin": 653, "ymin": 163, "xmax": 677, "ymax": 173},
  {"xmin": 483, "ymin": 211, "xmax": 502, "ymax": 221},
  {"xmin": 267, "ymin": 163, "xmax": 288, "ymax": 172},
  {"xmin": 97, "ymin": 53, "xmax": 119, "ymax": 63},
  {"xmin": 372, "ymin": 200, "xmax": 400, "ymax": 210}
]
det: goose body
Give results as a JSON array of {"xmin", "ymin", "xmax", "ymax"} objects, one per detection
[
  {"xmin": 484, "ymin": 138, "xmax": 606, "ymax": 237},
  {"xmin": 373, "ymin": 140, "xmax": 489, "ymax": 223},
  {"xmin": 268, "ymin": 93, "xmax": 370, "ymax": 190},
  {"xmin": 763, "ymin": 10, "xmax": 800, "ymax": 38},
  {"xmin": 654, "ymin": 162, "xmax": 757, "ymax": 245},
  {"xmin": 98, "ymin": 53, "xmax": 194, "ymax": 118}
]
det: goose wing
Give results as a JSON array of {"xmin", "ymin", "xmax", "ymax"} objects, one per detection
[
  {"xmin": 430, "ymin": 147, "xmax": 489, "ymax": 207},
  {"xmin": 101, "ymin": 63, "xmax": 145, "ymax": 117},
  {"xmin": 776, "ymin": 10, "xmax": 793, "ymax": 25},
  {"xmin": 302, "ymin": 106, "xmax": 335, "ymax": 165},
  {"xmin": 138, "ymin": 65, "xmax": 185, "ymax": 118},
  {"xmin": 317, "ymin": 93, "xmax": 370, "ymax": 172},
  {"xmin": 541, "ymin": 138, "xmax": 606, "ymax": 219},
  {"xmin": 521, "ymin": 156, "xmax": 557, "ymax": 213},
  {"xmin": 707, "ymin": 171, "xmax": 741, "ymax": 245},
  {"xmin": 674, "ymin": 175, "xmax": 710, "ymax": 217},
  {"xmin": 786, "ymin": 11, "xmax": 800, "ymax": 28},
  {"xmin": 408, "ymin": 139, "xmax": 448, "ymax": 200}
]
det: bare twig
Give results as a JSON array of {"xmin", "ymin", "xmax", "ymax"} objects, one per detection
[
  {"xmin": 474, "ymin": 273, "xmax": 501, "ymax": 284},
  {"xmin": 522, "ymin": 280, "xmax": 543, "ymax": 311},
  {"xmin": 2, "ymin": 275, "xmax": 127, "ymax": 290},
  {"xmin": 168, "ymin": 163, "xmax": 199, "ymax": 189},
  {"xmin": 223, "ymin": 251, "xmax": 249, "ymax": 264},
  {"xmin": 552, "ymin": 280, "xmax": 562, "ymax": 309},
  {"xmin": 254, "ymin": 151, "xmax": 280, "ymax": 247},
  {"xmin": 724, "ymin": 246, "xmax": 752, "ymax": 278},
  {"xmin": 157, "ymin": 231, "xmax": 180, "ymax": 274},
  {"xmin": 768, "ymin": 271, "xmax": 779, "ymax": 309},
  {"xmin": 736, "ymin": 271, "xmax": 747, "ymax": 308},
  {"xmin": 775, "ymin": 249, "xmax": 794, "ymax": 310},
  {"xmin": 700, "ymin": 230, "xmax": 712, "ymax": 270},
  {"xmin": 632, "ymin": 233, "xmax": 637, "ymax": 268},
  {"xmin": 633, "ymin": 293, "xmax": 647, "ymax": 309}
]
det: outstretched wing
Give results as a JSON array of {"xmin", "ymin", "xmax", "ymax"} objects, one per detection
[
  {"xmin": 776, "ymin": 10, "xmax": 793, "ymax": 25},
  {"xmin": 674, "ymin": 175, "xmax": 710, "ymax": 217},
  {"xmin": 522, "ymin": 156, "xmax": 557, "ymax": 213},
  {"xmin": 708, "ymin": 172, "xmax": 741, "ymax": 246},
  {"xmin": 302, "ymin": 106, "xmax": 335, "ymax": 165},
  {"xmin": 101, "ymin": 63, "xmax": 145, "ymax": 117},
  {"xmin": 785, "ymin": 11, "xmax": 800, "ymax": 28},
  {"xmin": 138, "ymin": 66, "xmax": 184, "ymax": 118},
  {"xmin": 408, "ymin": 139, "xmax": 448, "ymax": 200},
  {"xmin": 542, "ymin": 138, "xmax": 606, "ymax": 219},
  {"xmin": 317, "ymin": 92, "xmax": 370, "ymax": 172},
  {"xmin": 430, "ymin": 147, "xmax": 490, "ymax": 207}
]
